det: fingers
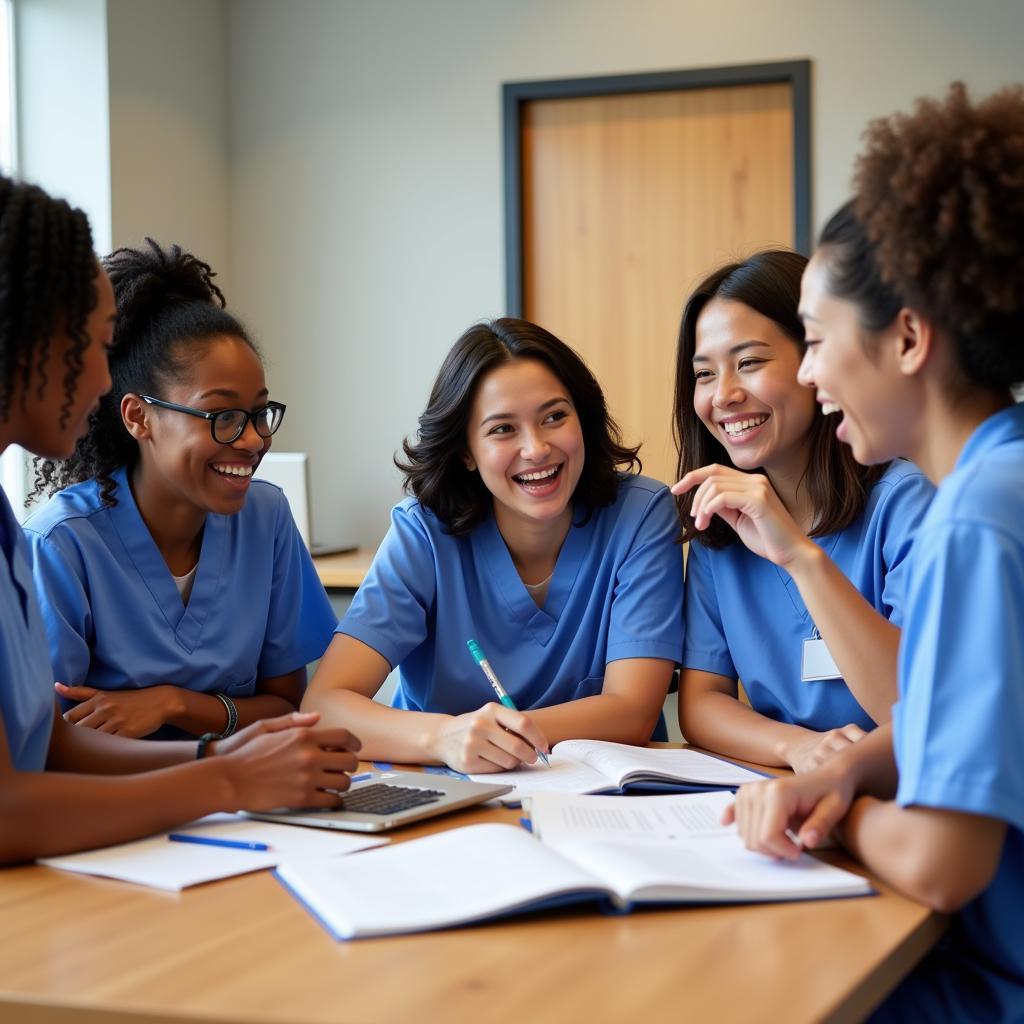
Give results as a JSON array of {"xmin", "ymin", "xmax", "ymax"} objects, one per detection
[
  {"xmin": 670, "ymin": 465, "xmax": 719, "ymax": 495},
  {"xmin": 258, "ymin": 710, "xmax": 321, "ymax": 733},
  {"xmin": 732, "ymin": 780, "xmax": 804, "ymax": 861},
  {"xmin": 840, "ymin": 724, "xmax": 867, "ymax": 743},
  {"xmin": 798, "ymin": 789, "xmax": 851, "ymax": 849},
  {"xmin": 65, "ymin": 702, "xmax": 103, "ymax": 727},
  {"xmin": 309, "ymin": 727, "xmax": 363, "ymax": 754},
  {"xmin": 54, "ymin": 682, "xmax": 98, "ymax": 701},
  {"xmin": 492, "ymin": 705, "xmax": 549, "ymax": 757},
  {"xmin": 720, "ymin": 801, "xmax": 736, "ymax": 826}
]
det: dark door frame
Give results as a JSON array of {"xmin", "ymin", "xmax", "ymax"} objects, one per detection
[{"xmin": 502, "ymin": 60, "xmax": 812, "ymax": 315}]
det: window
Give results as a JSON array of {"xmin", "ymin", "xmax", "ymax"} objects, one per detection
[{"xmin": 0, "ymin": 0, "xmax": 27, "ymax": 514}]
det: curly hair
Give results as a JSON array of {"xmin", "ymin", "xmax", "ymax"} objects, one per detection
[
  {"xmin": 0, "ymin": 176, "xmax": 97, "ymax": 432},
  {"xmin": 674, "ymin": 250, "xmax": 884, "ymax": 548},
  {"xmin": 397, "ymin": 318, "xmax": 641, "ymax": 536},
  {"xmin": 33, "ymin": 239, "xmax": 255, "ymax": 505},
  {"xmin": 852, "ymin": 81, "xmax": 1024, "ymax": 389}
]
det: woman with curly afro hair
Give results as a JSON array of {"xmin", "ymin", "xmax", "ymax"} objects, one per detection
[
  {"xmin": 0, "ymin": 176, "xmax": 359, "ymax": 865},
  {"xmin": 23, "ymin": 239, "xmax": 339, "ymax": 743},
  {"xmin": 727, "ymin": 82, "xmax": 1024, "ymax": 1020}
]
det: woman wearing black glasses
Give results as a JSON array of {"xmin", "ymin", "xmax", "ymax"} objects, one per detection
[{"xmin": 24, "ymin": 239, "xmax": 337, "ymax": 742}]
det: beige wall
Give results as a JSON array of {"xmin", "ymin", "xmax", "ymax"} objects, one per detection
[
  {"xmin": 107, "ymin": 0, "xmax": 230, "ymax": 294},
  {"xmin": 224, "ymin": 0, "xmax": 1024, "ymax": 548}
]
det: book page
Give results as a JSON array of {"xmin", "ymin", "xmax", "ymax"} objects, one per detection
[
  {"xmin": 529, "ymin": 791, "xmax": 735, "ymax": 843},
  {"xmin": 467, "ymin": 756, "xmax": 611, "ymax": 801},
  {"xmin": 554, "ymin": 740, "xmax": 765, "ymax": 787},
  {"xmin": 275, "ymin": 823, "xmax": 608, "ymax": 939}
]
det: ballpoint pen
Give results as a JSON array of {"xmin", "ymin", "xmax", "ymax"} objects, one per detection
[
  {"xmin": 168, "ymin": 834, "xmax": 270, "ymax": 852},
  {"xmin": 467, "ymin": 639, "xmax": 550, "ymax": 766}
]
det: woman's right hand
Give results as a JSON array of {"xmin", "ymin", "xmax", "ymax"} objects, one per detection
[
  {"xmin": 723, "ymin": 762, "xmax": 856, "ymax": 859},
  {"xmin": 671, "ymin": 464, "xmax": 814, "ymax": 567},
  {"xmin": 213, "ymin": 711, "xmax": 362, "ymax": 811},
  {"xmin": 779, "ymin": 724, "xmax": 867, "ymax": 774},
  {"xmin": 430, "ymin": 703, "xmax": 549, "ymax": 774}
]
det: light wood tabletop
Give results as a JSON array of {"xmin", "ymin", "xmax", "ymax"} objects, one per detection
[
  {"xmin": 311, "ymin": 548, "xmax": 374, "ymax": 589},
  {"xmin": 0, "ymin": 764, "xmax": 946, "ymax": 1024}
]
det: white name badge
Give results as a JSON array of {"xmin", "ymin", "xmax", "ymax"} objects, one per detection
[{"xmin": 801, "ymin": 633, "xmax": 842, "ymax": 682}]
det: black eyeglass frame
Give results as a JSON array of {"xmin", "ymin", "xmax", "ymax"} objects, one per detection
[{"xmin": 139, "ymin": 395, "xmax": 287, "ymax": 445}]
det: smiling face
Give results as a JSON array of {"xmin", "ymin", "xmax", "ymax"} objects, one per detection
[
  {"xmin": 692, "ymin": 297, "xmax": 816, "ymax": 478},
  {"xmin": 129, "ymin": 335, "xmax": 273, "ymax": 516},
  {"xmin": 17, "ymin": 266, "xmax": 116, "ymax": 460},
  {"xmin": 797, "ymin": 252, "xmax": 913, "ymax": 466},
  {"xmin": 463, "ymin": 358, "xmax": 585, "ymax": 543}
]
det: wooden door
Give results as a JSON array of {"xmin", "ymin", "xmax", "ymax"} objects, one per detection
[{"xmin": 510, "ymin": 68, "xmax": 807, "ymax": 485}]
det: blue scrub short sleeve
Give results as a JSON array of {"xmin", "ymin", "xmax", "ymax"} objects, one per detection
[
  {"xmin": 23, "ymin": 527, "xmax": 93, "ymax": 687},
  {"xmin": 680, "ymin": 540, "xmax": 737, "ymax": 680},
  {"xmin": 336, "ymin": 504, "xmax": 438, "ymax": 670},
  {"xmin": 895, "ymin": 521, "xmax": 1024, "ymax": 834},
  {"xmin": 256, "ymin": 492, "xmax": 338, "ymax": 679},
  {"xmin": 875, "ymin": 469, "xmax": 934, "ymax": 626},
  {"xmin": 605, "ymin": 487, "xmax": 684, "ymax": 664}
]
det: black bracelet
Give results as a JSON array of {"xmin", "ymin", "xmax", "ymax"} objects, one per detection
[
  {"xmin": 196, "ymin": 732, "xmax": 220, "ymax": 759},
  {"xmin": 212, "ymin": 692, "xmax": 239, "ymax": 737}
]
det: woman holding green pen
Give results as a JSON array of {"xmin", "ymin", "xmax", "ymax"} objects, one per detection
[{"xmin": 303, "ymin": 318, "xmax": 685, "ymax": 773}]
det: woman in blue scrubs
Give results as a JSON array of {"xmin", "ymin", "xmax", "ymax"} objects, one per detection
[
  {"xmin": 672, "ymin": 251, "xmax": 933, "ymax": 772},
  {"xmin": 0, "ymin": 177, "xmax": 358, "ymax": 864},
  {"xmin": 303, "ymin": 318, "xmax": 685, "ymax": 772},
  {"xmin": 729, "ymin": 83, "xmax": 1024, "ymax": 1021},
  {"xmin": 25, "ymin": 240, "xmax": 337, "ymax": 740}
]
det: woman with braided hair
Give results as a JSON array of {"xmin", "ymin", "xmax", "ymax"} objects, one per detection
[
  {"xmin": 0, "ymin": 176, "xmax": 360, "ymax": 865},
  {"xmin": 24, "ymin": 238, "xmax": 338, "ymax": 742},
  {"xmin": 727, "ymin": 83, "xmax": 1024, "ymax": 1020}
]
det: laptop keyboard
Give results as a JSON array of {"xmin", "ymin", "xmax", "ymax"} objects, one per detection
[{"xmin": 340, "ymin": 783, "xmax": 444, "ymax": 815}]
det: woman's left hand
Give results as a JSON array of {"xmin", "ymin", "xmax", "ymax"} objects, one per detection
[
  {"xmin": 55, "ymin": 681, "xmax": 178, "ymax": 738},
  {"xmin": 672, "ymin": 464, "xmax": 813, "ymax": 567}
]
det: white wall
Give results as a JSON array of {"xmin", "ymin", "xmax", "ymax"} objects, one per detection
[
  {"xmin": 107, "ymin": 0, "xmax": 230, "ymax": 292},
  {"xmin": 225, "ymin": 0, "xmax": 1024, "ymax": 548}
]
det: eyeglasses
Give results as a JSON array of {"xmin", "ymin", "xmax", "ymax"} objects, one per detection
[{"xmin": 140, "ymin": 395, "xmax": 287, "ymax": 445}]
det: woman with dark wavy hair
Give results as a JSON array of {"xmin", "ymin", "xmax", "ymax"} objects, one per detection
[
  {"xmin": 304, "ymin": 317, "xmax": 684, "ymax": 772},
  {"xmin": 729, "ymin": 83, "xmax": 1024, "ymax": 1021},
  {"xmin": 0, "ymin": 176, "xmax": 359, "ymax": 865},
  {"xmin": 24, "ymin": 239, "xmax": 337, "ymax": 742},
  {"xmin": 671, "ymin": 250, "xmax": 933, "ymax": 773}
]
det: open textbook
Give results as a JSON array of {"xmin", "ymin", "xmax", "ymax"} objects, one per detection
[
  {"xmin": 275, "ymin": 791, "xmax": 871, "ymax": 940},
  {"xmin": 467, "ymin": 739, "xmax": 766, "ymax": 802}
]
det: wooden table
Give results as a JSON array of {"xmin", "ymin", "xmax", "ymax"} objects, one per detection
[
  {"xmin": 0, "ymin": 771, "xmax": 945, "ymax": 1024},
  {"xmin": 312, "ymin": 548, "xmax": 374, "ymax": 590}
]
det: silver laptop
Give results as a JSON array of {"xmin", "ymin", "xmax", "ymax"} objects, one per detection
[
  {"xmin": 245, "ymin": 771, "xmax": 512, "ymax": 833},
  {"xmin": 254, "ymin": 452, "xmax": 356, "ymax": 557}
]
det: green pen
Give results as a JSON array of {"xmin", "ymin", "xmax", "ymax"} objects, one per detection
[{"xmin": 467, "ymin": 639, "xmax": 550, "ymax": 766}]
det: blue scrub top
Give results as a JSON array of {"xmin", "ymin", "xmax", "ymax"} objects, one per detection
[
  {"xmin": 338, "ymin": 474, "xmax": 684, "ymax": 720},
  {"xmin": 23, "ymin": 467, "xmax": 338, "ymax": 735},
  {"xmin": 682, "ymin": 460, "xmax": 934, "ymax": 730},
  {"xmin": 0, "ymin": 487, "xmax": 54, "ymax": 771},
  {"xmin": 879, "ymin": 405, "xmax": 1024, "ymax": 1021}
]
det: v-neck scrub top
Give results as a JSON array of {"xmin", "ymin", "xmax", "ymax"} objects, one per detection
[
  {"xmin": 0, "ymin": 487, "xmax": 54, "ymax": 772},
  {"xmin": 337, "ymin": 474, "xmax": 685, "ymax": 717},
  {"xmin": 682, "ymin": 459, "xmax": 934, "ymax": 731},
  {"xmin": 875, "ymin": 405, "xmax": 1024, "ymax": 1021},
  {"xmin": 23, "ymin": 467, "xmax": 338, "ymax": 725}
]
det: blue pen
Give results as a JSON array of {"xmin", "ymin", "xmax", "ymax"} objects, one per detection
[
  {"xmin": 168, "ymin": 833, "xmax": 270, "ymax": 852},
  {"xmin": 467, "ymin": 639, "xmax": 550, "ymax": 766}
]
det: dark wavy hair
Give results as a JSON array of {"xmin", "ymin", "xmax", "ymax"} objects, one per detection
[
  {"xmin": 397, "ymin": 317, "xmax": 641, "ymax": 535},
  {"xmin": 33, "ymin": 239, "xmax": 256, "ymax": 505},
  {"xmin": 673, "ymin": 250, "xmax": 885, "ymax": 548},
  {"xmin": 841, "ymin": 81, "xmax": 1024, "ymax": 391},
  {"xmin": 0, "ymin": 176, "xmax": 98, "ymax": 432}
]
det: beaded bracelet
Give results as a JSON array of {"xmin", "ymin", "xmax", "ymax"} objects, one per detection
[{"xmin": 212, "ymin": 692, "xmax": 239, "ymax": 737}]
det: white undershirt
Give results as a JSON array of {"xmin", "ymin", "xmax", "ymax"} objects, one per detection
[{"xmin": 172, "ymin": 563, "xmax": 199, "ymax": 604}]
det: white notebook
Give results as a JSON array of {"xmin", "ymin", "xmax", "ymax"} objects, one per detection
[
  {"xmin": 275, "ymin": 792, "xmax": 871, "ymax": 940},
  {"xmin": 468, "ymin": 739, "xmax": 765, "ymax": 803},
  {"xmin": 39, "ymin": 814, "xmax": 387, "ymax": 891}
]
